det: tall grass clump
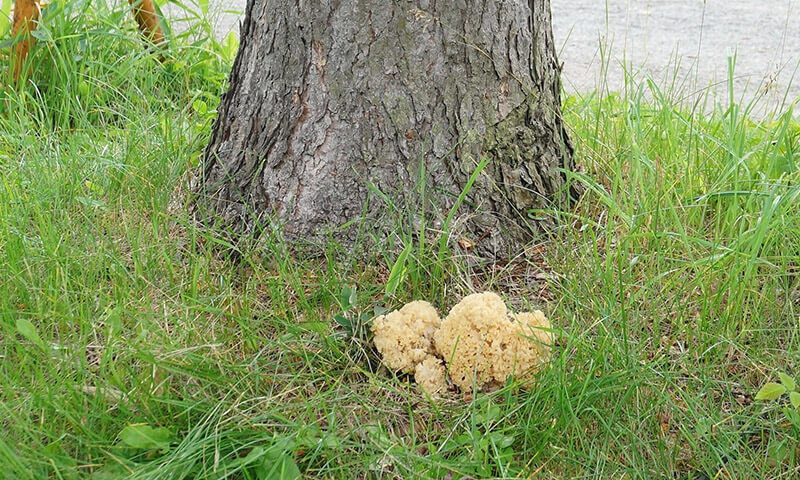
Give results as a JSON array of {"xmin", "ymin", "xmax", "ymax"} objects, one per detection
[
  {"xmin": 0, "ymin": 1, "xmax": 245, "ymax": 478},
  {"xmin": 544, "ymin": 64, "xmax": 800, "ymax": 476}
]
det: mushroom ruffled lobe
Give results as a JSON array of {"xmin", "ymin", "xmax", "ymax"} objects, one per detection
[
  {"xmin": 434, "ymin": 292, "xmax": 552, "ymax": 392},
  {"xmin": 371, "ymin": 301, "xmax": 441, "ymax": 373}
]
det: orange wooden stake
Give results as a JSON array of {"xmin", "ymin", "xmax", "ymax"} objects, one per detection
[
  {"xmin": 128, "ymin": 0, "xmax": 165, "ymax": 46},
  {"xmin": 10, "ymin": 0, "xmax": 40, "ymax": 83}
]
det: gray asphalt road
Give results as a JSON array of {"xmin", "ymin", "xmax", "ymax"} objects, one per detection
[
  {"xmin": 552, "ymin": 1, "xmax": 800, "ymax": 114},
  {"xmin": 193, "ymin": 1, "xmax": 800, "ymax": 113}
]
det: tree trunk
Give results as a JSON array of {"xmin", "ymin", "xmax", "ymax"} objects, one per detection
[{"xmin": 195, "ymin": 0, "xmax": 579, "ymax": 258}]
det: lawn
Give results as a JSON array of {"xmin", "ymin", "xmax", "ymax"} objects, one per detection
[{"xmin": 1, "ymin": 2, "xmax": 799, "ymax": 478}]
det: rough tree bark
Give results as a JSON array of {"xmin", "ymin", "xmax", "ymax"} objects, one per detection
[{"xmin": 195, "ymin": 0, "xmax": 580, "ymax": 258}]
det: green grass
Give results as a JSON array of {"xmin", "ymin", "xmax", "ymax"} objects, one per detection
[{"xmin": 2, "ymin": 2, "xmax": 800, "ymax": 478}]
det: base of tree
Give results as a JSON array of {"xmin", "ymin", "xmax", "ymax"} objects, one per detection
[{"xmin": 193, "ymin": 0, "xmax": 581, "ymax": 259}]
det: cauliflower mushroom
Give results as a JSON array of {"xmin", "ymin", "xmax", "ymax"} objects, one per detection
[
  {"xmin": 414, "ymin": 356, "xmax": 447, "ymax": 396},
  {"xmin": 434, "ymin": 292, "xmax": 552, "ymax": 392},
  {"xmin": 371, "ymin": 300, "xmax": 441, "ymax": 374}
]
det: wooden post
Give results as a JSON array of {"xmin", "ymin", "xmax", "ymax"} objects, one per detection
[
  {"xmin": 10, "ymin": 0, "xmax": 40, "ymax": 83},
  {"xmin": 128, "ymin": 0, "xmax": 165, "ymax": 46}
]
